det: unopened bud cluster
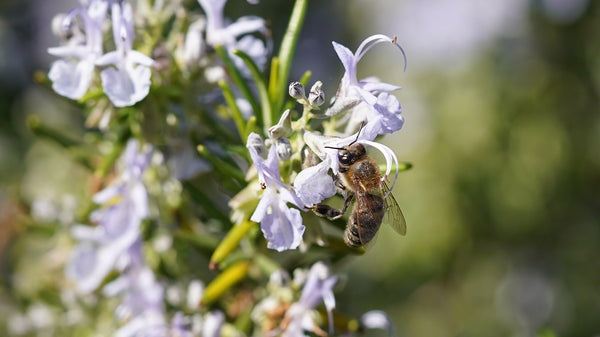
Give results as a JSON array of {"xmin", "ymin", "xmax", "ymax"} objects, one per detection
[{"xmin": 289, "ymin": 81, "xmax": 325, "ymax": 108}]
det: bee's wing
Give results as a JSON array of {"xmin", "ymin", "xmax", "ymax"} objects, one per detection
[
  {"xmin": 382, "ymin": 181, "xmax": 407, "ymax": 236},
  {"xmin": 352, "ymin": 188, "xmax": 380, "ymax": 250}
]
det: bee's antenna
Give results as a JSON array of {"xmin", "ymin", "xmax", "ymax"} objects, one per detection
[
  {"xmin": 324, "ymin": 122, "xmax": 366, "ymax": 150},
  {"xmin": 347, "ymin": 122, "xmax": 366, "ymax": 147},
  {"xmin": 324, "ymin": 145, "xmax": 344, "ymax": 150}
]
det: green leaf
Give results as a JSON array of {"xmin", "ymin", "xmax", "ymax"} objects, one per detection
[
  {"xmin": 27, "ymin": 115, "xmax": 81, "ymax": 148},
  {"xmin": 197, "ymin": 144, "xmax": 246, "ymax": 184},
  {"xmin": 183, "ymin": 182, "xmax": 233, "ymax": 226},
  {"xmin": 245, "ymin": 115, "xmax": 257, "ymax": 140},
  {"xmin": 174, "ymin": 230, "xmax": 220, "ymax": 254},
  {"xmin": 214, "ymin": 45, "xmax": 261, "ymax": 116},
  {"xmin": 233, "ymin": 49, "xmax": 273, "ymax": 134},
  {"xmin": 273, "ymin": 0, "xmax": 308, "ymax": 115},
  {"xmin": 218, "ymin": 79, "xmax": 246, "ymax": 142},
  {"xmin": 210, "ymin": 220, "xmax": 257, "ymax": 270},
  {"xmin": 268, "ymin": 57, "xmax": 280, "ymax": 105},
  {"xmin": 202, "ymin": 260, "xmax": 250, "ymax": 305}
]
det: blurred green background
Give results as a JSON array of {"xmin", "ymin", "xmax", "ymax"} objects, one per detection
[{"xmin": 1, "ymin": 0, "xmax": 600, "ymax": 336}]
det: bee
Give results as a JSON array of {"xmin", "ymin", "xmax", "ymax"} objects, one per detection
[{"xmin": 310, "ymin": 141, "xmax": 406, "ymax": 248}]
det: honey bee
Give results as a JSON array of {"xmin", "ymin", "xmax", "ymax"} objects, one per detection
[{"xmin": 310, "ymin": 141, "xmax": 406, "ymax": 248}]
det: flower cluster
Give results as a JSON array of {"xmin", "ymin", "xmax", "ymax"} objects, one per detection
[
  {"xmin": 48, "ymin": 0, "xmax": 155, "ymax": 107},
  {"xmin": 239, "ymin": 34, "xmax": 405, "ymax": 252},
  {"xmin": 32, "ymin": 0, "xmax": 412, "ymax": 336},
  {"xmin": 252, "ymin": 262, "xmax": 393, "ymax": 337},
  {"xmin": 65, "ymin": 140, "xmax": 169, "ymax": 336}
]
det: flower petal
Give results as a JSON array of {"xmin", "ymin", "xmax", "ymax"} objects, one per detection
[
  {"xmin": 224, "ymin": 16, "xmax": 266, "ymax": 39},
  {"xmin": 202, "ymin": 311, "xmax": 225, "ymax": 337},
  {"xmin": 357, "ymin": 139, "xmax": 399, "ymax": 198},
  {"xmin": 48, "ymin": 58, "xmax": 94, "ymax": 100},
  {"xmin": 261, "ymin": 203, "xmax": 304, "ymax": 252},
  {"xmin": 293, "ymin": 159, "xmax": 336, "ymax": 206},
  {"xmin": 332, "ymin": 41, "xmax": 356, "ymax": 82},
  {"xmin": 250, "ymin": 190, "xmax": 275, "ymax": 223}
]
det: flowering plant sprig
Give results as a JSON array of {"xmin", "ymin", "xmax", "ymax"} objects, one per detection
[{"xmin": 21, "ymin": 0, "xmax": 413, "ymax": 336}]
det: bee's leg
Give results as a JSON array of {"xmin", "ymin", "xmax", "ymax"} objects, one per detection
[
  {"xmin": 333, "ymin": 174, "xmax": 346, "ymax": 192},
  {"xmin": 309, "ymin": 193, "xmax": 354, "ymax": 220}
]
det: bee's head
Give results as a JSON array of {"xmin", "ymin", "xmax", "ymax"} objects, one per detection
[{"xmin": 338, "ymin": 143, "xmax": 366, "ymax": 165}]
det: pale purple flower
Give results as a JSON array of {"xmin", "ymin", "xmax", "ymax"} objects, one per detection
[
  {"xmin": 100, "ymin": 244, "xmax": 165, "ymax": 337},
  {"xmin": 66, "ymin": 139, "xmax": 152, "ymax": 293},
  {"xmin": 182, "ymin": 18, "xmax": 206, "ymax": 66},
  {"xmin": 283, "ymin": 262, "xmax": 338, "ymax": 336},
  {"xmin": 328, "ymin": 34, "xmax": 406, "ymax": 139},
  {"xmin": 247, "ymin": 133, "xmax": 305, "ymax": 252},
  {"xmin": 47, "ymin": 0, "xmax": 108, "ymax": 100},
  {"xmin": 196, "ymin": 0, "xmax": 268, "ymax": 71},
  {"xmin": 293, "ymin": 158, "xmax": 336, "ymax": 207},
  {"xmin": 96, "ymin": 2, "xmax": 155, "ymax": 107}
]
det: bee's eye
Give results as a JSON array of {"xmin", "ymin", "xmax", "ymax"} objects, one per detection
[{"xmin": 339, "ymin": 152, "xmax": 351, "ymax": 164}]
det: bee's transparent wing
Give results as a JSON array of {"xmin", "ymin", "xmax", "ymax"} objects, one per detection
[{"xmin": 382, "ymin": 182, "xmax": 407, "ymax": 236}]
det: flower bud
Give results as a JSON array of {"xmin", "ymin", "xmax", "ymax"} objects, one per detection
[
  {"xmin": 267, "ymin": 109, "xmax": 292, "ymax": 139},
  {"xmin": 246, "ymin": 133, "xmax": 268, "ymax": 159},
  {"xmin": 308, "ymin": 81, "xmax": 325, "ymax": 107},
  {"xmin": 276, "ymin": 137, "xmax": 292, "ymax": 161},
  {"xmin": 289, "ymin": 81, "xmax": 306, "ymax": 100},
  {"xmin": 51, "ymin": 13, "xmax": 70, "ymax": 39}
]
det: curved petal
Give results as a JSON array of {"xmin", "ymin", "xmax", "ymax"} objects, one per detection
[
  {"xmin": 354, "ymin": 34, "xmax": 394, "ymax": 63},
  {"xmin": 48, "ymin": 45, "xmax": 89, "ymax": 59},
  {"xmin": 95, "ymin": 50, "xmax": 120, "ymax": 66},
  {"xmin": 128, "ymin": 50, "xmax": 156, "ymax": 67},
  {"xmin": 224, "ymin": 16, "xmax": 265, "ymax": 39},
  {"xmin": 360, "ymin": 81, "xmax": 401, "ymax": 93},
  {"xmin": 357, "ymin": 140, "xmax": 399, "ymax": 198},
  {"xmin": 332, "ymin": 41, "xmax": 356, "ymax": 83}
]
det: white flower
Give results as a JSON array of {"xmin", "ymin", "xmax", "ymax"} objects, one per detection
[
  {"xmin": 47, "ymin": 0, "xmax": 108, "ymax": 100},
  {"xmin": 293, "ymin": 158, "xmax": 336, "ymax": 207},
  {"xmin": 328, "ymin": 34, "xmax": 406, "ymax": 139},
  {"xmin": 96, "ymin": 2, "xmax": 155, "ymax": 107},
  {"xmin": 196, "ymin": 0, "xmax": 268, "ymax": 72}
]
